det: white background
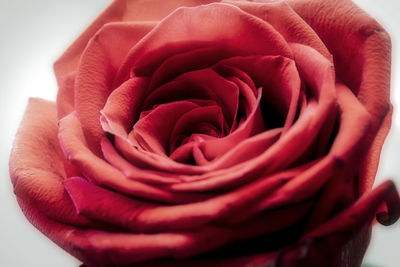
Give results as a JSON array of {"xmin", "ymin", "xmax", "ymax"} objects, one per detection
[{"xmin": 0, "ymin": 0, "xmax": 398, "ymax": 266}]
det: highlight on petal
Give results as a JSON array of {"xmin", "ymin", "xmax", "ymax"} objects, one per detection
[{"xmin": 56, "ymin": 71, "xmax": 76, "ymax": 119}]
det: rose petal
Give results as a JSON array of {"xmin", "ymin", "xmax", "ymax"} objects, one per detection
[
  {"xmin": 213, "ymin": 63, "xmax": 258, "ymax": 97},
  {"xmin": 226, "ymin": 0, "xmax": 332, "ymax": 61},
  {"xmin": 53, "ymin": 2, "xmax": 156, "ymax": 120},
  {"xmin": 121, "ymin": 0, "xmax": 219, "ymax": 21},
  {"xmin": 169, "ymin": 105, "xmax": 225, "ymax": 155},
  {"xmin": 63, "ymin": 164, "xmax": 310, "ymax": 232},
  {"xmin": 100, "ymin": 77, "xmax": 149, "ymax": 138},
  {"xmin": 101, "ymin": 137, "xmax": 182, "ymax": 184},
  {"xmin": 288, "ymin": 0, "xmax": 391, "ymax": 114},
  {"xmin": 56, "ymin": 71, "xmax": 76, "ymax": 119},
  {"xmin": 16, "ymin": 196, "xmax": 292, "ymax": 266},
  {"xmin": 58, "ymin": 112, "xmax": 210, "ymax": 203},
  {"xmin": 255, "ymin": 82, "xmax": 373, "ymax": 213},
  {"xmin": 288, "ymin": 0, "xmax": 392, "ymax": 194},
  {"xmin": 215, "ymin": 55, "xmax": 301, "ymax": 132},
  {"xmin": 114, "ymin": 3, "xmax": 292, "ymax": 83},
  {"xmin": 132, "ymin": 101, "xmax": 201, "ymax": 154},
  {"xmin": 15, "ymin": 197, "xmax": 230, "ymax": 266},
  {"xmin": 359, "ymin": 107, "xmax": 392, "ymax": 194},
  {"xmin": 9, "ymin": 98, "xmax": 89, "ymax": 225},
  {"xmin": 279, "ymin": 181, "xmax": 400, "ymax": 266},
  {"xmin": 114, "ymin": 135, "xmax": 206, "ymax": 175},
  {"xmin": 169, "ymin": 136, "xmax": 215, "ymax": 165},
  {"xmin": 169, "ymin": 100, "xmax": 329, "ymax": 192},
  {"xmin": 149, "ymin": 44, "xmax": 247, "ymax": 90},
  {"xmin": 207, "ymin": 128, "xmax": 281, "ymax": 170},
  {"xmin": 75, "ymin": 22, "xmax": 155, "ymax": 154},
  {"xmin": 54, "ymin": 1, "xmax": 131, "ymax": 81},
  {"xmin": 54, "ymin": 0, "xmax": 211, "ymax": 81},
  {"xmin": 306, "ymin": 83, "xmax": 374, "ymax": 228},
  {"xmin": 143, "ymin": 68, "xmax": 239, "ymax": 130},
  {"xmin": 196, "ymin": 88, "xmax": 265, "ymax": 161}
]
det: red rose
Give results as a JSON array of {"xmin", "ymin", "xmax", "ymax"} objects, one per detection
[{"xmin": 9, "ymin": 0, "xmax": 400, "ymax": 266}]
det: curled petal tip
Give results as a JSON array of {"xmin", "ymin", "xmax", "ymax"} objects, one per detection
[
  {"xmin": 376, "ymin": 180, "xmax": 400, "ymax": 226},
  {"xmin": 376, "ymin": 212, "xmax": 391, "ymax": 226}
]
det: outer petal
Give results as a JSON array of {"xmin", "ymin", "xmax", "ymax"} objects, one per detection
[
  {"xmin": 63, "ymin": 168, "xmax": 308, "ymax": 233},
  {"xmin": 54, "ymin": 1, "xmax": 139, "ymax": 120},
  {"xmin": 9, "ymin": 98, "xmax": 89, "ymax": 226},
  {"xmin": 54, "ymin": 1, "xmax": 129, "ymax": 80},
  {"xmin": 15, "ymin": 196, "xmax": 305, "ymax": 267},
  {"xmin": 54, "ymin": 0, "xmax": 217, "ymax": 80},
  {"xmin": 359, "ymin": 107, "xmax": 392, "ymax": 193},
  {"xmin": 288, "ymin": 0, "xmax": 392, "ymax": 193},
  {"xmin": 279, "ymin": 181, "xmax": 400, "ymax": 266}
]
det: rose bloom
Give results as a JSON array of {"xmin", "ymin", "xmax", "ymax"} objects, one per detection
[{"xmin": 9, "ymin": 0, "xmax": 400, "ymax": 266}]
